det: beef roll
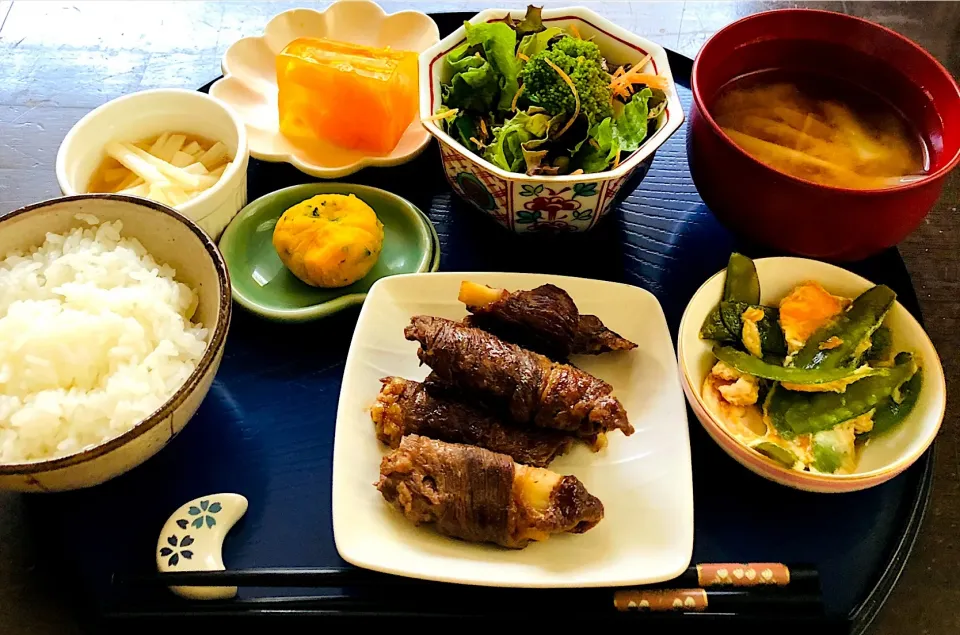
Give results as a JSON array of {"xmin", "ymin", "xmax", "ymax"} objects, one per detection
[
  {"xmin": 404, "ymin": 316, "xmax": 633, "ymax": 438},
  {"xmin": 458, "ymin": 281, "xmax": 637, "ymax": 359},
  {"xmin": 372, "ymin": 377, "xmax": 573, "ymax": 467},
  {"xmin": 376, "ymin": 435, "xmax": 604, "ymax": 548}
]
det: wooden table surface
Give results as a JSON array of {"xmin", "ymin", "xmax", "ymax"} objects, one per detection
[{"xmin": 0, "ymin": 1, "xmax": 957, "ymax": 633}]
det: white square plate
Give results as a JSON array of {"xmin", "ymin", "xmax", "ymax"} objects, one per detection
[{"xmin": 332, "ymin": 272, "xmax": 693, "ymax": 587}]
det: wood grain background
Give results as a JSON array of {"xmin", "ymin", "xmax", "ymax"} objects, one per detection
[{"xmin": 0, "ymin": 2, "xmax": 957, "ymax": 633}]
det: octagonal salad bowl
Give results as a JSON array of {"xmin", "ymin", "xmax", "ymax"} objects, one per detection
[{"xmin": 419, "ymin": 6, "xmax": 684, "ymax": 234}]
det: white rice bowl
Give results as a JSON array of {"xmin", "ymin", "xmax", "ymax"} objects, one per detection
[{"xmin": 0, "ymin": 214, "xmax": 208, "ymax": 462}]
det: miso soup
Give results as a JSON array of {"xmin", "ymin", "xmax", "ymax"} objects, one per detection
[{"xmin": 711, "ymin": 70, "xmax": 928, "ymax": 189}]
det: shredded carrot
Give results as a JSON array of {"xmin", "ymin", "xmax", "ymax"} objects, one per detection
[
  {"xmin": 609, "ymin": 53, "xmax": 669, "ymax": 97},
  {"xmin": 613, "ymin": 148, "xmax": 622, "ymax": 168},
  {"xmin": 422, "ymin": 108, "xmax": 459, "ymax": 122},
  {"xmin": 479, "ymin": 118, "xmax": 488, "ymax": 139},
  {"xmin": 569, "ymin": 24, "xmax": 581, "ymax": 39},
  {"xmin": 517, "ymin": 52, "xmax": 529, "ymax": 62},
  {"xmin": 570, "ymin": 168, "xmax": 584, "ymax": 175},
  {"xmin": 469, "ymin": 136, "xmax": 483, "ymax": 148},
  {"xmin": 511, "ymin": 85, "xmax": 524, "ymax": 112},
  {"xmin": 543, "ymin": 57, "xmax": 580, "ymax": 138}
]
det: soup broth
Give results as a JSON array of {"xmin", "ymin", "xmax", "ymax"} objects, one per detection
[{"xmin": 711, "ymin": 70, "xmax": 928, "ymax": 189}]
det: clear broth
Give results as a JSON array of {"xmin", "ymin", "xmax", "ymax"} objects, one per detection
[{"xmin": 711, "ymin": 70, "xmax": 928, "ymax": 189}]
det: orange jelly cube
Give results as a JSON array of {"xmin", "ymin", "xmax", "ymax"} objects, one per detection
[{"xmin": 276, "ymin": 37, "xmax": 419, "ymax": 154}]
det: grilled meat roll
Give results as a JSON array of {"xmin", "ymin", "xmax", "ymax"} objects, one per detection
[
  {"xmin": 376, "ymin": 435, "xmax": 604, "ymax": 548},
  {"xmin": 372, "ymin": 377, "xmax": 573, "ymax": 467},
  {"xmin": 404, "ymin": 316, "xmax": 633, "ymax": 438},
  {"xmin": 459, "ymin": 281, "xmax": 637, "ymax": 359}
]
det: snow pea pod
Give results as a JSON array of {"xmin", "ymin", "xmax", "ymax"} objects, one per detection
[
  {"xmin": 864, "ymin": 325, "xmax": 892, "ymax": 363},
  {"xmin": 719, "ymin": 302, "xmax": 787, "ymax": 355},
  {"xmin": 869, "ymin": 355, "xmax": 922, "ymax": 437},
  {"xmin": 793, "ymin": 285, "xmax": 896, "ymax": 370},
  {"xmin": 713, "ymin": 346, "xmax": 871, "ymax": 384},
  {"xmin": 766, "ymin": 353, "xmax": 918, "ymax": 438},
  {"xmin": 699, "ymin": 253, "xmax": 761, "ymax": 341},
  {"xmin": 724, "ymin": 253, "xmax": 761, "ymax": 305}
]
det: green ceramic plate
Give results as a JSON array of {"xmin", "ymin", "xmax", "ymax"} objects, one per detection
[{"xmin": 219, "ymin": 183, "xmax": 438, "ymax": 321}]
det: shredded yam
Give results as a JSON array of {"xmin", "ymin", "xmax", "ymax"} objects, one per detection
[
  {"xmin": 511, "ymin": 85, "xmax": 525, "ymax": 112},
  {"xmin": 469, "ymin": 136, "xmax": 483, "ymax": 148},
  {"xmin": 423, "ymin": 108, "xmax": 459, "ymax": 122},
  {"xmin": 570, "ymin": 168, "xmax": 584, "ymax": 176},
  {"xmin": 543, "ymin": 57, "xmax": 580, "ymax": 138}
]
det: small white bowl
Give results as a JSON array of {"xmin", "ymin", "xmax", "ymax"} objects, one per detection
[
  {"xmin": 209, "ymin": 2, "xmax": 440, "ymax": 178},
  {"xmin": 419, "ymin": 6, "xmax": 685, "ymax": 233},
  {"xmin": 0, "ymin": 195, "xmax": 231, "ymax": 492},
  {"xmin": 677, "ymin": 257, "xmax": 946, "ymax": 493},
  {"xmin": 56, "ymin": 88, "xmax": 250, "ymax": 240}
]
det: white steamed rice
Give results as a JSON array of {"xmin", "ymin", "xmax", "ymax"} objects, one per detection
[{"xmin": 0, "ymin": 214, "xmax": 208, "ymax": 462}]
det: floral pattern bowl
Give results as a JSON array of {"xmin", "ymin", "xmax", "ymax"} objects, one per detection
[
  {"xmin": 210, "ymin": 1, "xmax": 440, "ymax": 179},
  {"xmin": 419, "ymin": 6, "xmax": 684, "ymax": 234}
]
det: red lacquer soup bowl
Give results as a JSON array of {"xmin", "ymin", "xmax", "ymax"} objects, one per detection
[{"xmin": 688, "ymin": 9, "xmax": 960, "ymax": 261}]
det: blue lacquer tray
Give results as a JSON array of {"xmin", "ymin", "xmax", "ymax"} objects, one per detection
[{"xmin": 26, "ymin": 15, "xmax": 931, "ymax": 634}]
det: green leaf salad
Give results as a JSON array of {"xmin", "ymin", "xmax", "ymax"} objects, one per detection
[{"xmin": 433, "ymin": 5, "xmax": 670, "ymax": 176}]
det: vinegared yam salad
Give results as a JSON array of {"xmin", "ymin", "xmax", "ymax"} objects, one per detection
[
  {"xmin": 430, "ymin": 6, "xmax": 669, "ymax": 176},
  {"xmin": 699, "ymin": 254, "xmax": 921, "ymax": 475}
]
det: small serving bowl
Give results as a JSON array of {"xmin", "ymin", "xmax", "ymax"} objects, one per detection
[
  {"xmin": 688, "ymin": 9, "xmax": 960, "ymax": 261},
  {"xmin": 56, "ymin": 88, "xmax": 250, "ymax": 240},
  {"xmin": 210, "ymin": 2, "xmax": 439, "ymax": 179},
  {"xmin": 0, "ymin": 195, "xmax": 231, "ymax": 492},
  {"xmin": 218, "ymin": 183, "xmax": 439, "ymax": 322},
  {"xmin": 419, "ymin": 6, "xmax": 684, "ymax": 234},
  {"xmin": 678, "ymin": 257, "xmax": 945, "ymax": 493}
]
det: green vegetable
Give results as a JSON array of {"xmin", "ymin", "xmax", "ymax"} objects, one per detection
[
  {"xmin": 521, "ymin": 36, "xmax": 613, "ymax": 126},
  {"xmin": 611, "ymin": 87, "xmax": 652, "ymax": 152},
  {"xmin": 463, "ymin": 20, "xmax": 521, "ymax": 111},
  {"xmin": 700, "ymin": 307, "xmax": 736, "ymax": 341},
  {"xmin": 811, "ymin": 427, "xmax": 856, "ymax": 474},
  {"xmin": 577, "ymin": 117, "xmax": 619, "ymax": 173},
  {"xmin": 713, "ymin": 346, "xmax": 876, "ymax": 385},
  {"xmin": 870, "ymin": 354, "xmax": 922, "ymax": 436},
  {"xmin": 517, "ymin": 27, "xmax": 563, "ymax": 60},
  {"xmin": 765, "ymin": 353, "xmax": 918, "ymax": 438},
  {"xmin": 792, "ymin": 285, "xmax": 896, "ymax": 370},
  {"xmin": 573, "ymin": 89, "xmax": 654, "ymax": 172},
  {"xmin": 719, "ymin": 302, "xmax": 787, "ymax": 356},
  {"xmin": 513, "ymin": 4, "xmax": 544, "ymax": 36},
  {"xmin": 751, "ymin": 440, "xmax": 800, "ymax": 468},
  {"xmin": 699, "ymin": 253, "xmax": 761, "ymax": 343},
  {"xmin": 442, "ymin": 44, "xmax": 501, "ymax": 112},
  {"xmin": 724, "ymin": 253, "xmax": 761, "ymax": 305},
  {"xmin": 864, "ymin": 325, "xmax": 893, "ymax": 363},
  {"xmin": 484, "ymin": 110, "xmax": 552, "ymax": 172}
]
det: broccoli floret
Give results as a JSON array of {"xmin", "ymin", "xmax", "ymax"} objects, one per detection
[
  {"xmin": 520, "ymin": 35, "xmax": 612, "ymax": 126},
  {"xmin": 552, "ymin": 36, "xmax": 603, "ymax": 64}
]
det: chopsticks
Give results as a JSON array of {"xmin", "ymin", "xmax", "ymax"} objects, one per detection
[
  {"xmin": 118, "ymin": 562, "xmax": 817, "ymax": 589},
  {"xmin": 114, "ymin": 563, "xmax": 821, "ymax": 615}
]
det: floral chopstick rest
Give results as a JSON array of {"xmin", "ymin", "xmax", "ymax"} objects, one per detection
[{"xmin": 156, "ymin": 493, "xmax": 248, "ymax": 600}]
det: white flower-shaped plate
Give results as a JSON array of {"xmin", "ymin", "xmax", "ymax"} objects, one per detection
[{"xmin": 210, "ymin": 2, "xmax": 439, "ymax": 178}]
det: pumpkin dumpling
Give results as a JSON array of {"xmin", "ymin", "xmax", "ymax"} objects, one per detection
[{"xmin": 273, "ymin": 194, "xmax": 384, "ymax": 288}]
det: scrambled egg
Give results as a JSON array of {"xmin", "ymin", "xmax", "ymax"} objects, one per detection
[
  {"xmin": 740, "ymin": 307, "xmax": 765, "ymax": 358},
  {"xmin": 778, "ymin": 282, "xmax": 850, "ymax": 353},
  {"xmin": 702, "ymin": 363, "xmax": 766, "ymax": 445}
]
